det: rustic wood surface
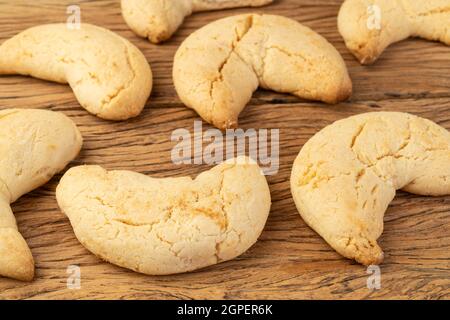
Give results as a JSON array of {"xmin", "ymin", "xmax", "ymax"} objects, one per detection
[{"xmin": 0, "ymin": 0, "xmax": 449, "ymax": 300}]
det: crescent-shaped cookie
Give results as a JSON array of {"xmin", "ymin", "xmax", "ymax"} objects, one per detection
[
  {"xmin": 338, "ymin": 0, "xmax": 450, "ymax": 64},
  {"xmin": 121, "ymin": 0, "xmax": 273, "ymax": 43},
  {"xmin": 173, "ymin": 14, "xmax": 352, "ymax": 129},
  {"xmin": 290, "ymin": 112, "xmax": 450, "ymax": 265},
  {"xmin": 56, "ymin": 157, "xmax": 271, "ymax": 275},
  {"xmin": 0, "ymin": 109, "xmax": 82, "ymax": 281},
  {"xmin": 0, "ymin": 24, "xmax": 152, "ymax": 120}
]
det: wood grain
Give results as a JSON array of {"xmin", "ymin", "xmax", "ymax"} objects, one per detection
[{"xmin": 0, "ymin": 0, "xmax": 449, "ymax": 300}]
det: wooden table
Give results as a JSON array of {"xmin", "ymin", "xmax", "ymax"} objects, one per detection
[{"xmin": 0, "ymin": 0, "xmax": 449, "ymax": 300}]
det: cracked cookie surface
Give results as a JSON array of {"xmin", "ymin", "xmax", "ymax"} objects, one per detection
[
  {"xmin": 290, "ymin": 112, "xmax": 450, "ymax": 265},
  {"xmin": 121, "ymin": 0, "xmax": 273, "ymax": 43},
  {"xmin": 56, "ymin": 157, "xmax": 271, "ymax": 275},
  {"xmin": 338, "ymin": 0, "xmax": 450, "ymax": 64},
  {"xmin": 0, "ymin": 109, "xmax": 82, "ymax": 281},
  {"xmin": 173, "ymin": 14, "xmax": 352, "ymax": 129},
  {"xmin": 0, "ymin": 24, "xmax": 152, "ymax": 120}
]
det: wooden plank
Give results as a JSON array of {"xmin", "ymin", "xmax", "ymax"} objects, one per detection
[{"xmin": 0, "ymin": 0, "xmax": 449, "ymax": 300}]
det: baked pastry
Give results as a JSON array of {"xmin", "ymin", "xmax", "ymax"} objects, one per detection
[
  {"xmin": 174, "ymin": 14, "xmax": 352, "ymax": 129},
  {"xmin": 338, "ymin": 0, "xmax": 450, "ymax": 64},
  {"xmin": 56, "ymin": 157, "xmax": 271, "ymax": 275},
  {"xmin": 0, "ymin": 24, "xmax": 152, "ymax": 120},
  {"xmin": 290, "ymin": 112, "xmax": 450, "ymax": 265},
  {"xmin": 0, "ymin": 109, "xmax": 82, "ymax": 281},
  {"xmin": 121, "ymin": 0, "xmax": 273, "ymax": 43}
]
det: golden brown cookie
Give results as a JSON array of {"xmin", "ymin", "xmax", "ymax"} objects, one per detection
[
  {"xmin": 56, "ymin": 157, "xmax": 271, "ymax": 275},
  {"xmin": 338, "ymin": 0, "xmax": 450, "ymax": 64},
  {"xmin": 121, "ymin": 0, "xmax": 273, "ymax": 43},
  {"xmin": 174, "ymin": 14, "xmax": 352, "ymax": 129},
  {"xmin": 0, "ymin": 24, "xmax": 152, "ymax": 120},
  {"xmin": 0, "ymin": 109, "xmax": 82, "ymax": 281},
  {"xmin": 291, "ymin": 112, "xmax": 450, "ymax": 265}
]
